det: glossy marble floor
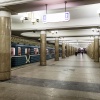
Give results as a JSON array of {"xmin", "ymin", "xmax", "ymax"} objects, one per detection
[{"xmin": 0, "ymin": 54, "xmax": 100, "ymax": 100}]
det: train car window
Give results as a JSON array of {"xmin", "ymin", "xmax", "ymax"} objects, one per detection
[
  {"xmin": 39, "ymin": 48, "xmax": 40, "ymax": 54},
  {"xmin": 11, "ymin": 47, "xmax": 15, "ymax": 56},
  {"xmin": 59, "ymin": 49, "xmax": 61, "ymax": 53},
  {"xmin": 49, "ymin": 49, "xmax": 52, "ymax": 54},
  {"xmin": 46, "ymin": 49, "xmax": 49, "ymax": 54},
  {"xmin": 27, "ymin": 48, "xmax": 30, "ymax": 55},
  {"xmin": 34, "ymin": 48, "xmax": 39, "ymax": 55},
  {"xmin": 18, "ymin": 47, "xmax": 21, "ymax": 56},
  {"xmin": 54, "ymin": 49, "xmax": 55, "ymax": 54},
  {"xmin": 51, "ymin": 49, "xmax": 55, "ymax": 54},
  {"xmin": 25, "ymin": 48, "xmax": 27, "ymax": 55}
]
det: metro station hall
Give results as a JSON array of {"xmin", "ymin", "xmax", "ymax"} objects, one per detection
[{"xmin": 0, "ymin": 0, "xmax": 100, "ymax": 100}]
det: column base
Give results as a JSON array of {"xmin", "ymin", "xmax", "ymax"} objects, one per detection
[
  {"xmin": 94, "ymin": 60, "xmax": 99, "ymax": 62},
  {"xmin": 0, "ymin": 71, "xmax": 11, "ymax": 81},
  {"xmin": 62, "ymin": 57, "xmax": 65, "ymax": 59},
  {"xmin": 55, "ymin": 58, "xmax": 59, "ymax": 61},
  {"xmin": 40, "ymin": 62, "xmax": 46, "ymax": 66}
]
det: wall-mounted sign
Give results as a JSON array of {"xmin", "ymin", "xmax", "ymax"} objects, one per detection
[{"xmin": 42, "ymin": 12, "xmax": 70, "ymax": 23}]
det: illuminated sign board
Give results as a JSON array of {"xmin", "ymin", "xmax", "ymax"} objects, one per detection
[{"xmin": 42, "ymin": 12, "xmax": 70, "ymax": 23}]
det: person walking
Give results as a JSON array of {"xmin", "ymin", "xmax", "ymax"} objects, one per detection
[{"xmin": 75, "ymin": 51, "xmax": 77, "ymax": 56}]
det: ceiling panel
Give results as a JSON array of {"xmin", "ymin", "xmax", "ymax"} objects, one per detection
[{"xmin": 4, "ymin": 0, "xmax": 100, "ymax": 13}]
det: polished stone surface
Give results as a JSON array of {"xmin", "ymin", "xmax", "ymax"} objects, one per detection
[
  {"xmin": 67, "ymin": 45, "xmax": 70, "ymax": 57},
  {"xmin": 55, "ymin": 38, "xmax": 59, "ymax": 61},
  {"xmin": 6, "ymin": 76, "xmax": 100, "ymax": 93},
  {"xmin": 62, "ymin": 42, "xmax": 65, "ymax": 58},
  {"xmin": 0, "ymin": 17, "xmax": 11, "ymax": 80},
  {"xmin": 40, "ymin": 33, "xmax": 46, "ymax": 66},
  {"xmin": 94, "ymin": 37, "xmax": 99, "ymax": 62},
  {"xmin": 0, "ymin": 54, "xmax": 100, "ymax": 100}
]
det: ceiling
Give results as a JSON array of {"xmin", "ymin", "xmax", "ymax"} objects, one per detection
[
  {"xmin": 1, "ymin": 0, "xmax": 100, "ymax": 13},
  {"xmin": 1, "ymin": 0, "xmax": 100, "ymax": 48}
]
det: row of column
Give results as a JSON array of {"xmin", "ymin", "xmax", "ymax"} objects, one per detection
[
  {"xmin": 54, "ymin": 38, "xmax": 76, "ymax": 60},
  {"xmin": 0, "ymin": 11, "xmax": 76, "ymax": 81},
  {"xmin": 87, "ymin": 36, "xmax": 99, "ymax": 62},
  {"xmin": 40, "ymin": 34, "xmax": 76, "ymax": 65}
]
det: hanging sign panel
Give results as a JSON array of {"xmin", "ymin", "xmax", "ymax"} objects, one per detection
[{"xmin": 42, "ymin": 12, "xmax": 70, "ymax": 23}]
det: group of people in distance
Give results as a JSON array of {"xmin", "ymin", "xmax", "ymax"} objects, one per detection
[{"xmin": 75, "ymin": 51, "xmax": 84, "ymax": 56}]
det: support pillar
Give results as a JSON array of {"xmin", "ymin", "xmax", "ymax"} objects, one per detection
[
  {"xmin": 70, "ymin": 46, "xmax": 71, "ymax": 56},
  {"xmin": 94, "ymin": 36, "xmax": 99, "ymax": 62},
  {"xmin": 73, "ymin": 47, "xmax": 74, "ymax": 55},
  {"xmin": 65, "ymin": 44, "xmax": 68, "ymax": 57},
  {"xmin": 0, "ymin": 11, "xmax": 11, "ymax": 81},
  {"xmin": 72, "ymin": 47, "xmax": 73, "ymax": 55},
  {"xmin": 62, "ymin": 42, "xmax": 65, "ymax": 58},
  {"xmin": 55, "ymin": 38, "xmax": 59, "ymax": 61},
  {"xmin": 66, "ymin": 44, "xmax": 69, "ymax": 57},
  {"xmin": 87, "ymin": 44, "xmax": 91, "ymax": 57},
  {"xmin": 40, "ymin": 31, "xmax": 46, "ymax": 66},
  {"xmin": 68, "ymin": 45, "xmax": 70, "ymax": 56},
  {"xmin": 91, "ymin": 42, "xmax": 94, "ymax": 59},
  {"xmin": 71, "ymin": 46, "xmax": 73, "ymax": 55}
]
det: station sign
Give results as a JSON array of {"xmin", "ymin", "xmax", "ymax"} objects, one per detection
[{"xmin": 42, "ymin": 12, "xmax": 70, "ymax": 23}]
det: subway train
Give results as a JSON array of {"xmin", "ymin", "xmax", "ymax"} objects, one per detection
[{"xmin": 11, "ymin": 43, "xmax": 62, "ymax": 67}]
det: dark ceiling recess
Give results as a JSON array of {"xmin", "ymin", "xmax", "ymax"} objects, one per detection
[
  {"xmin": 11, "ymin": 30, "xmax": 55, "ymax": 45},
  {"xmin": 33, "ymin": 31, "xmax": 35, "ymax": 33},
  {"xmin": 11, "ymin": 30, "xmax": 39, "ymax": 41}
]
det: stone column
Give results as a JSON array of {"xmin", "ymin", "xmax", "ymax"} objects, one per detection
[
  {"xmin": 90, "ymin": 44, "xmax": 92, "ymax": 58},
  {"xmin": 72, "ymin": 47, "xmax": 74, "ymax": 55},
  {"xmin": 94, "ymin": 36, "xmax": 99, "ymax": 62},
  {"xmin": 73, "ymin": 47, "xmax": 75, "ymax": 55},
  {"xmin": 88, "ymin": 44, "xmax": 91, "ymax": 57},
  {"xmin": 65, "ymin": 44, "xmax": 67, "ymax": 57},
  {"xmin": 91, "ymin": 42, "xmax": 94, "ymax": 59},
  {"xmin": 68, "ymin": 45, "xmax": 70, "ymax": 56},
  {"xmin": 72, "ymin": 47, "xmax": 73, "ymax": 55},
  {"xmin": 87, "ymin": 44, "xmax": 90, "ymax": 57},
  {"xmin": 40, "ymin": 31, "xmax": 46, "ymax": 66},
  {"xmin": 0, "ymin": 11, "xmax": 11, "ymax": 81},
  {"xmin": 70, "ymin": 45, "xmax": 72, "ymax": 56},
  {"xmin": 55, "ymin": 37, "xmax": 59, "ymax": 61},
  {"xmin": 70, "ymin": 46, "xmax": 72, "ymax": 55},
  {"xmin": 71, "ymin": 46, "xmax": 73, "ymax": 55},
  {"xmin": 67, "ymin": 45, "xmax": 69, "ymax": 56},
  {"xmin": 73, "ymin": 47, "xmax": 74, "ymax": 55},
  {"xmin": 62, "ymin": 41, "xmax": 65, "ymax": 58},
  {"xmin": 87, "ymin": 46, "xmax": 89, "ymax": 55}
]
